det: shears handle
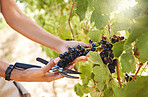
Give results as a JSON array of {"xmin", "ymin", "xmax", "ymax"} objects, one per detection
[{"xmin": 14, "ymin": 62, "xmax": 41, "ymax": 69}]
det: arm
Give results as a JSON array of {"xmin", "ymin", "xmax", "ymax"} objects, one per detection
[
  {"xmin": 1, "ymin": 0, "xmax": 89, "ymax": 53},
  {"xmin": 0, "ymin": 59, "xmax": 66, "ymax": 82},
  {"xmin": 1, "ymin": 0, "xmax": 66, "ymax": 53}
]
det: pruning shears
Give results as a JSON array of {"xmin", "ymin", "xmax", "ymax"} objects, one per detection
[{"xmin": 13, "ymin": 57, "xmax": 81, "ymax": 79}]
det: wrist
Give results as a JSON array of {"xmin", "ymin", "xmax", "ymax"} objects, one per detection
[
  {"xmin": 57, "ymin": 40, "xmax": 68, "ymax": 53},
  {"xmin": 10, "ymin": 68, "xmax": 24, "ymax": 81}
]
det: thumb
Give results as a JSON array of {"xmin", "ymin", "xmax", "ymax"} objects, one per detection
[{"xmin": 42, "ymin": 58, "xmax": 55, "ymax": 73}]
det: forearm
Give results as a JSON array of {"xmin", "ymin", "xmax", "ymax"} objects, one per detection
[
  {"xmin": 0, "ymin": 60, "xmax": 23, "ymax": 81},
  {"xmin": 1, "ymin": 0, "xmax": 67, "ymax": 53},
  {"xmin": 0, "ymin": 60, "xmax": 9, "ymax": 78}
]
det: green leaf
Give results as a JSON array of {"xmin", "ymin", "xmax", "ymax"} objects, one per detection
[
  {"xmin": 74, "ymin": 83, "xmax": 84, "ymax": 97},
  {"xmin": 103, "ymin": 88, "xmax": 113, "ymax": 97},
  {"xmin": 112, "ymin": 87, "xmax": 125, "ymax": 97},
  {"xmin": 111, "ymin": 18, "xmax": 131, "ymax": 33},
  {"xmin": 76, "ymin": 0, "xmax": 88, "ymax": 21},
  {"xmin": 125, "ymin": 76, "xmax": 148, "ymax": 97},
  {"xmin": 120, "ymin": 53, "xmax": 136, "ymax": 73},
  {"xmin": 112, "ymin": 41, "xmax": 125, "ymax": 58},
  {"xmin": 87, "ymin": 29, "xmax": 101, "ymax": 42},
  {"xmin": 126, "ymin": 15, "xmax": 148, "ymax": 44},
  {"xmin": 79, "ymin": 63, "xmax": 93, "ymax": 85},
  {"xmin": 91, "ymin": 10, "xmax": 109, "ymax": 30},
  {"xmin": 135, "ymin": 31, "xmax": 148, "ymax": 63},
  {"xmin": 93, "ymin": 66, "xmax": 109, "ymax": 91},
  {"xmin": 124, "ymin": 43, "xmax": 132, "ymax": 53},
  {"xmin": 88, "ymin": 52, "xmax": 104, "ymax": 66}
]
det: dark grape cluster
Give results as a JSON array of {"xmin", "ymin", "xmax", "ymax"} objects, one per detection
[
  {"xmin": 57, "ymin": 35, "xmax": 124, "ymax": 74},
  {"xmin": 97, "ymin": 35, "xmax": 124, "ymax": 73},
  {"xmin": 125, "ymin": 74, "xmax": 133, "ymax": 82},
  {"xmin": 57, "ymin": 45, "xmax": 90, "ymax": 68}
]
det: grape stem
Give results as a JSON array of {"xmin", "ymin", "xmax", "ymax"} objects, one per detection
[
  {"xmin": 116, "ymin": 59, "xmax": 122, "ymax": 88},
  {"xmin": 132, "ymin": 63, "xmax": 143, "ymax": 81},
  {"xmin": 68, "ymin": 1, "xmax": 75, "ymax": 39},
  {"xmin": 139, "ymin": 62, "xmax": 148, "ymax": 76}
]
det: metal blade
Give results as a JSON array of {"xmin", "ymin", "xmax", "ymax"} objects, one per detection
[
  {"xmin": 60, "ymin": 72, "xmax": 79, "ymax": 79},
  {"xmin": 63, "ymin": 69, "xmax": 81, "ymax": 74}
]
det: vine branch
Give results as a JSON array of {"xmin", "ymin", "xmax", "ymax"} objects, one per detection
[
  {"xmin": 68, "ymin": 2, "xmax": 75, "ymax": 39},
  {"xmin": 107, "ymin": 24, "xmax": 111, "ymax": 35},
  {"xmin": 116, "ymin": 59, "xmax": 122, "ymax": 88},
  {"xmin": 132, "ymin": 63, "xmax": 143, "ymax": 81},
  {"xmin": 140, "ymin": 62, "xmax": 148, "ymax": 76}
]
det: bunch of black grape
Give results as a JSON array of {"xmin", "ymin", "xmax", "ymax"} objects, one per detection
[
  {"xmin": 99, "ymin": 35, "xmax": 124, "ymax": 73},
  {"xmin": 57, "ymin": 44, "xmax": 96, "ymax": 68}
]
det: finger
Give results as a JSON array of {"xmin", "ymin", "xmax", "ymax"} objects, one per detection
[
  {"xmin": 42, "ymin": 58, "xmax": 55, "ymax": 73},
  {"xmin": 67, "ymin": 64, "xmax": 74, "ymax": 69},
  {"xmin": 54, "ymin": 57, "xmax": 60, "ymax": 64},
  {"xmin": 73, "ymin": 56, "xmax": 88, "ymax": 63},
  {"xmin": 78, "ymin": 42, "xmax": 90, "ymax": 47}
]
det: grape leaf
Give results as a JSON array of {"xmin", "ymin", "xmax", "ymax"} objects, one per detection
[
  {"xmin": 111, "ymin": 18, "xmax": 131, "ymax": 33},
  {"xmin": 135, "ymin": 31, "xmax": 148, "ymax": 63},
  {"xmin": 94, "ymin": 0, "xmax": 112, "ymax": 14},
  {"xmin": 79, "ymin": 63, "xmax": 93, "ymax": 85},
  {"xmin": 87, "ymin": 29, "xmax": 101, "ymax": 42},
  {"xmin": 126, "ymin": 15, "xmax": 148, "ymax": 44},
  {"xmin": 112, "ymin": 41, "xmax": 125, "ymax": 58},
  {"xmin": 103, "ymin": 88, "xmax": 113, "ymax": 97},
  {"xmin": 76, "ymin": 0, "xmax": 88, "ymax": 21},
  {"xmin": 125, "ymin": 76, "xmax": 148, "ymax": 97},
  {"xmin": 74, "ymin": 83, "xmax": 85, "ymax": 97},
  {"xmin": 120, "ymin": 53, "xmax": 136, "ymax": 73},
  {"xmin": 112, "ymin": 87, "xmax": 125, "ymax": 97},
  {"xmin": 93, "ymin": 66, "xmax": 109, "ymax": 91},
  {"xmin": 91, "ymin": 10, "xmax": 109, "ymax": 30},
  {"xmin": 124, "ymin": 43, "xmax": 132, "ymax": 53},
  {"xmin": 88, "ymin": 52, "xmax": 104, "ymax": 66}
]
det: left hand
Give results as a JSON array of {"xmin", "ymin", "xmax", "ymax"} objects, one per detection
[
  {"xmin": 60, "ymin": 41, "xmax": 90, "ymax": 53},
  {"xmin": 11, "ymin": 58, "xmax": 73, "ymax": 82}
]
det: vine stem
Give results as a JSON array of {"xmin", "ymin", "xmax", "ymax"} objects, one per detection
[
  {"xmin": 116, "ymin": 59, "xmax": 122, "ymax": 88},
  {"xmin": 68, "ymin": 2, "xmax": 75, "ymax": 39},
  {"xmin": 107, "ymin": 24, "xmax": 111, "ymax": 35},
  {"xmin": 132, "ymin": 63, "xmax": 143, "ymax": 81},
  {"xmin": 139, "ymin": 62, "xmax": 148, "ymax": 76}
]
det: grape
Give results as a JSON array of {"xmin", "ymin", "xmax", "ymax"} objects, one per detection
[
  {"xmin": 92, "ymin": 43, "xmax": 96, "ymax": 47},
  {"xmin": 100, "ymin": 40, "xmax": 106, "ymax": 44},
  {"xmin": 59, "ymin": 54, "xmax": 64, "ymax": 59},
  {"xmin": 120, "ymin": 36, "xmax": 124, "ymax": 40},
  {"xmin": 102, "ymin": 36, "xmax": 107, "ymax": 40},
  {"xmin": 77, "ymin": 45, "xmax": 81, "ymax": 50},
  {"xmin": 91, "ymin": 47, "xmax": 96, "ymax": 51},
  {"xmin": 125, "ymin": 74, "xmax": 133, "ymax": 82},
  {"xmin": 89, "ymin": 40, "xmax": 93, "ymax": 44}
]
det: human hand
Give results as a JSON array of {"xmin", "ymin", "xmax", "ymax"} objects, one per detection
[
  {"xmin": 60, "ymin": 40, "xmax": 90, "ymax": 53},
  {"xmin": 11, "ymin": 58, "xmax": 73, "ymax": 82}
]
